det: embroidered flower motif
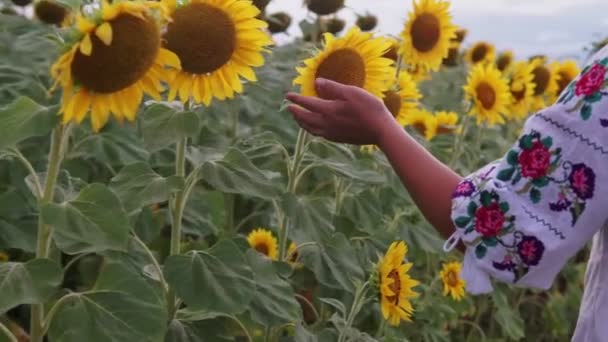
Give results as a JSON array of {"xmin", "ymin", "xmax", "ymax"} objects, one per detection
[
  {"xmin": 549, "ymin": 193, "xmax": 571, "ymax": 212},
  {"xmin": 518, "ymin": 141, "xmax": 551, "ymax": 179},
  {"xmin": 517, "ymin": 235, "xmax": 545, "ymax": 266},
  {"xmin": 574, "ymin": 63, "xmax": 606, "ymax": 96},
  {"xmin": 475, "ymin": 202, "xmax": 506, "ymax": 238},
  {"xmin": 493, "ymin": 255, "xmax": 516, "ymax": 271},
  {"xmin": 453, "ymin": 180, "xmax": 475, "ymax": 198},
  {"xmin": 569, "ymin": 163, "xmax": 596, "ymax": 200}
]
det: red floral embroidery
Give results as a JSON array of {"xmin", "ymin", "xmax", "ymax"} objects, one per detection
[
  {"xmin": 518, "ymin": 141, "xmax": 551, "ymax": 179},
  {"xmin": 475, "ymin": 203, "xmax": 506, "ymax": 238},
  {"xmin": 574, "ymin": 63, "xmax": 606, "ymax": 96}
]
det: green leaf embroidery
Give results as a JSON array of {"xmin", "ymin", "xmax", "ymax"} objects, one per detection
[
  {"xmin": 497, "ymin": 167, "xmax": 516, "ymax": 181},
  {"xmin": 499, "ymin": 201, "xmax": 510, "ymax": 213},
  {"xmin": 475, "ymin": 244, "xmax": 487, "ymax": 259},
  {"xmin": 540, "ymin": 136, "xmax": 553, "ymax": 148},
  {"xmin": 530, "ymin": 188, "xmax": 542, "ymax": 204},
  {"xmin": 581, "ymin": 103, "xmax": 593, "ymax": 120},
  {"xmin": 480, "ymin": 191, "xmax": 492, "ymax": 207},
  {"xmin": 483, "ymin": 237, "xmax": 498, "ymax": 247},
  {"xmin": 532, "ymin": 176, "xmax": 550, "ymax": 188},
  {"xmin": 507, "ymin": 150, "xmax": 519, "ymax": 166},
  {"xmin": 455, "ymin": 216, "xmax": 472, "ymax": 228},
  {"xmin": 467, "ymin": 201, "xmax": 478, "ymax": 217}
]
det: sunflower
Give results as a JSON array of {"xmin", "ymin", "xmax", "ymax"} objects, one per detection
[
  {"xmin": 439, "ymin": 261, "xmax": 466, "ymax": 301},
  {"xmin": 356, "ymin": 13, "xmax": 378, "ymax": 32},
  {"xmin": 163, "ymin": 0, "xmax": 272, "ymax": 105},
  {"xmin": 453, "ymin": 28, "xmax": 467, "ymax": 44},
  {"xmin": 508, "ymin": 61, "xmax": 536, "ymax": 120},
  {"xmin": 378, "ymin": 241, "xmax": 419, "ymax": 326},
  {"xmin": 463, "ymin": 63, "xmax": 511, "ymax": 126},
  {"xmin": 34, "ymin": 0, "xmax": 70, "ymax": 27},
  {"xmin": 247, "ymin": 228, "xmax": 278, "ymax": 260},
  {"xmin": 382, "ymin": 37, "xmax": 400, "ymax": 62},
  {"xmin": 550, "ymin": 59, "xmax": 580, "ymax": 101},
  {"xmin": 294, "ymin": 27, "xmax": 394, "ymax": 98},
  {"xmin": 50, "ymin": 0, "xmax": 180, "ymax": 132},
  {"xmin": 287, "ymin": 242, "xmax": 300, "ymax": 264},
  {"xmin": 442, "ymin": 40, "xmax": 460, "ymax": 67},
  {"xmin": 306, "ymin": 0, "xmax": 344, "ymax": 16},
  {"xmin": 435, "ymin": 111, "xmax": 459, "ymax": 134},
  {"xmin": 399, "ymin": 0, "xmax": 457, "ymax": 71},
  {"xmin": 384, "ymin": 72, "xmax": 421, "ymax": 125},
  {"xmin": 321, "ymin": 17, "xmax": 346, "ymax": 35},
  {"xmin": 496, "ymin": 50, "xmax": 514, "ymax": 74},
  {"xmin": 405, "ymin": 108, "xmax": 437, "ymax": 140},
  {"xmin": 466, "ymin": 41, "xmax": 495, "ymax": 65},
  {"xmin": 528, "ymin": 57, "xmax": 559, "ymax": 111},
  {"xmin": 266, "ymin": 12, "xmax": 292, "ymax": 34}
]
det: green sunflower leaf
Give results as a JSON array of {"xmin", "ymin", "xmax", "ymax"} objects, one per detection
[
  {"xmin": 141, "ymin": 103, "xmax": 201, "ymax": 152},
  {"xmin": 0, "ymin": 259, "xmax": 63, "ymax": 313},
  {"xmin": 0, "ymin": 97, "xmax": 55, "ymax": 150}
]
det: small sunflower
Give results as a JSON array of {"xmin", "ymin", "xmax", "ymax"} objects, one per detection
[
  {"xmin": 453, "ymin": 28, "xmax": 467, "ymax": 44},
  {"xmin": 321, "ymin": 17, "xmax": 346, "ymax": 35},
  {"xmin": 34, "ymin": 0, "xmax": 70, "ymax": 27},
  {"xmin": 508, "ymin": 61, "xmax": 536, "ymax": 120},
  {"xmin": 466, "ymin": 41, "xmax": 495, "ymax": 65},
  {"xmin": 435, "ymin": 111, "xmax": 459, "ymax": 134},
  {"xmin": 252, "ymin": 0, "xmax": 269, "ymax": 12},
  {"xmin": 442, "ymin": 40, "xmax": 460, "ymax": 67},
  {"xmin": 356, "ymin": 13, "xmax": 378, "ymax": 32},
  {"xmin": 550, "ymin": 59, "xmax": 580, "ymax": 101},
  {"xmin": 266, "ymin": 12, "xmax": 292, "ymax": 34},
  {"xmin": 163, "ymin": 0, "xmax": 273, "ymax": 105},
  {"xmin": 384, "ymin": 72, "xmax": 421, "ymax": 125},
  {"xmin": 50, "ymin": 0, "xmax": 181, "ymax": 132},
  {"xmin": 247, "ymin": 228, "xmax": 278, "ymax": 260},
  {"xmin": 463, "ymin": 63, "xmax": 511, "ymax": 126},
  {"xmin": 378, "ymin": 241, "xmax": 419, "ymax": 326},
  {"xmin": 439, "ymin": 261, "xmax": 466, "ymax": 301},
  {"xmin": 287, "ymin": 242, "xmax": 300, "ymax": 264},
  {"xmin": 306, "ymin": 0, "xmax": 344, "ymax": 16},
  {"xmin": 496, "ymin": 50, "xmax": 514, "ymax": 74},
  {"xmin": 405, "ymin": 108, "xmax": 437, "ymax": 140},
  {"xmin": 400, "ymin": 0, "xmax": 457, "ymax": 71},
  {"xmin": 529, "ymin": 57, "xmax": 559, "ymax": 111},
  {"xmin": 382, "ymin": 37, "xmax": 400, "ymax": 62},
  {"xmin": 294, "ymin": 27, "xmax": 394, "ymax": 98}
]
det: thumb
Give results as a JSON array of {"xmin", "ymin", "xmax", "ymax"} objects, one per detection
[{"xmin": 315, "ymin": 78, "xmax": 351, "ymax": 100}]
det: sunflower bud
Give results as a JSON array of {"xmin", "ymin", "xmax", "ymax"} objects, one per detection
[
  {"xmin": 322, "ymin": 17, "xmax": 345, "ymax": 35},
  {"xmin": 252, "ymin": 0, "xmax": 270, "ymax": 12},
  {"xmin": 11, "ymin": 0, "xmax": 31, "ymax": 7},
  {"xmin": 306, "ymin": 0, "xmax": 344, "ymax": 16},
  {"xmin": 266, "ymin": 12, "xmax": 291, "ymax": 34},
  {"xmin": 453, "ymin": 28, "xmax": 467, "ymax": 43},
  {"xmin": 34, "ymin": 0, "xmax": 68, "ymax": 26},
  {"xmin": 356, "ymin": 14, "xmax": 378, "ymax": 32}
]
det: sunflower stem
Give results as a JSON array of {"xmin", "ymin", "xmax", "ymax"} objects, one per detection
[
  {"xmin": 31, "ymin": 124, "xmax": 70, "ymax": 342},
  {"xmin": 448, "ymin": 113, "xmax": 472, "ymax": 169},
  {"xmin": 338, "ymin": 281, "xmax": 369, "ymax": 342},
  {"xmin": 0, "ymin": 321, "xmax": 17, "ymax": 342}
]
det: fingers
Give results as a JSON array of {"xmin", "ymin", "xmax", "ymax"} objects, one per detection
[
  {"xmin": 315, "ymin": 78, "xmax": 351, "ymax": 100},
  {"xmin": 285, "ymin": 92, "xmax": 337, "ymax": 114},
  {"xmin": 287, "ymin": 104, "xmax": 326, "ymax": 137}
]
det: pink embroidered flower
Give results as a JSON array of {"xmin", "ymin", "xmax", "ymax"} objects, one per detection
[
  {"xmin": 569, "ymin": 163, "xmax": 596, "ymax": 200},
  {"xmin": 453, "ymin": 180, "xmax": 475, "ymax": 198},
  {"xmin": 518, "ymin": 141, "xmax": 551, "ymax": 179},
  {"xmin": 517, "ymin": 236, "xmax": 545, "ymax": 266},
  {"xmin": 575, "ymin": 63, "xmax": 606, "ymax": 96},
  {"xmin": 475, "ymin": 203, "xmax": 505, "ymax": 237}
]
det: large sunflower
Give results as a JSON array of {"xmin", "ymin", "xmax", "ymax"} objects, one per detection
[
  {"xmin": 400, "ymin": 0, "xmax": 457, "ymax": 72},
  {"xmin": 439, "ymin": 261, "xmax": 466, "ymax": 301},
  {"xmin": 550, "ymin": 59, "xmax": 580, "ymax": 101},
  {"xmin": 50, "ymin": 0, "xmax": 180, "ymax": 132},
  {"xmin": 163, "ymin": 0, "xmax": 272, "ymax": 105},
  {"xmin": 405, "ymin": 108, "xmax": 437, "ymax": 140},
  {"xmin": 247, "ymin": 228, "xmax": 278, "ymax": 260},
  {"xmin": 508, "ymin": 61, "xmax": 536, "ymax": 120},
  {"xmin": 294, "ymin": 27, "xmax": 394, "ymax": 98},
  {"xmin": 384, "ymin": 73, "xmax": 421, "ymax": 125},
  {"xmin": 529, "ymin": 57, "xmax": 559, "ymax": 111},
  {"xmin": 378, "ymin": 241, "xmax": 419, "ymax": 326},
  {"xmin": 464, "ymin": 63, "xmax": 510, "ymax": 126},
  {"xmin": 466, "ymin": 41, "xmax": 495, "ymax": 65}
]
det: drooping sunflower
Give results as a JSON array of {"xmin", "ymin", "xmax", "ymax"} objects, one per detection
[
  {"xmin": 163, "ymin": 0, "xmax": 273, "ymax": 105},
  {"xmin": 382, "ymin": 37, "xmax": 400, "ymax": 62},
  {"xmin": 266, "ymin": 12, "xmax": 292, "ymax": 34},
  {"xmin": 508, "ymin": 61, "xmax": 536, "ymax": 120},
  {"xmin": 439, "ymin": 261, "xmax": 466, "ymax": 301},
  {"xmin": 247, "ymin": 228, "xmax": 278, "ymax": 260},
  {"xmin": 356, "ymin": 13, "xmax": 378, "ymax": 32},
  {"xmin": 435, "ymin": 110, "xmax": 459, "ymax": 134},
  {"xmin": 384, "ymin": 72, "xmax": 421, "ymax": 125},
  {"xmin": 294, "ymin": 27, "xmax": 394, "ymax": 98},
  {"xmin": 306, "ymin": 0, "xmax": 344, "ymax": 16},
  {"xmin": 466, "ymin": 41, "xmax": 495, "ymax": 65},
  {"xmin": 377, "ymin": 241, "xmax": 420, "ymax": 326},
  {"xmin": 528, "ymin": 57, "xmax": 559, "ymax": 111},
  {"xmin": 400, "ymin": 0, "xmax": 457, "ymax": 72},
  {"xmin": 405, "ymin": 108, "xmax": 437, "ymax": 140},
  {"xmin": 453, "ymin": 28, "xmax": 467, "ymax": 44},
  {"xmin": 463, "ymin": 63, "xmax": 511, "ymax": 126},
  {"xmin": 442, "ymin": 40, "xmax": 460, "ymax": 67},
  {"xmin": 496, "ymin": 50, "xmax": 514, "ymax": 74},
  {"xmin": 34, "ymin": 0, "xmax": 71, "ymax": 27},
  {"xmin": 50, "ymin": 0, "xmax": 181, "ymax": 132},
  {"xmin": 550, "ymin": 59, "xmax": 580, "ymax": 101}
]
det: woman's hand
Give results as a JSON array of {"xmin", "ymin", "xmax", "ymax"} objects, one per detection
[{"xmin": 286, "ymin": 78, "xmax": 397, "ymax": 146}]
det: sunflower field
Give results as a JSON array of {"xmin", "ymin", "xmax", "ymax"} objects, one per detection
[{"xmin": 0, "ymin": 0, "xmax": 602, "ymax": 341}]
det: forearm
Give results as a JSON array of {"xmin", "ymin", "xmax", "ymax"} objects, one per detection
[{"xmin": 378, "ymin": 121, "xmax": 462, "ymax": 239}]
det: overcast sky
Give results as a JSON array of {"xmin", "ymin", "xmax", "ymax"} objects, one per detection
[{"xmin": 267, "ymin": 0, "xmax": 608, "ymax": 61}]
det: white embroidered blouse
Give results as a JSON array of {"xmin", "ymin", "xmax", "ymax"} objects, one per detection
[{"xmin": 444, "ymin": 45, "xmax": 608, "ymax": 341}]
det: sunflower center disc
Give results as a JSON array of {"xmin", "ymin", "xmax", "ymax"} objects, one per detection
[
  {"xmin": 307, "ymin": 0, "xmax": 344, "ymax": 16},
  {"xmin": 386, "ymin": 269, "xmax": 401, "ymax": 305},
  {"xmin": 532, "ymin": 66, "xmax": 550, "ymax": 95},
  {"xmin": 71, "ymin": 14, "xmax": 159, "ymax": 94},
  {"xmin": 383, "ymin": 91, "xmax": 402, "ymax": 118},
  {"xmin": 254, "ymin": 243, "xmax": 269, "ymax": 256},
  {"xmin": 410, "ymin": 13, "xmax": 440, "ymax": 53},
  {"xmin": 557, "ymin": 71, "xmax": 572, "ymax": 94},
  {"xmin": 476, "ymin": 82, "xmax": 496, "ymax": 109},
  {"xmin": 413, "ymin": 123, "xmax": 427, "ymax": 136},
  {"xmin": 315, "ymin": 48, "xmax": 366, "ymax": 90},
  {"xmin": 496, "ymin": 55, "xmax": 511, "ymax": 72},
  {"xmin": 472, "ymin": 45, "xmax": 488, "ymax": 63},
  {"xmin": 447, "ymin": 271, "xmax": 458, "ymax": 287},
  {"xmin": 164, "ymin": 3, "xmax": 236, "ymax": 75},
  {"xmin": 35, "ymin": 0, "xmax": 68, "ymax": 26},
  {"xmin": 511, "ymin": 87, "xmax": 526, "ymax": 102}
]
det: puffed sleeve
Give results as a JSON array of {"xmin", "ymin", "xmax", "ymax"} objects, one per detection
[{"xmin": 444, "ymin": 46, "xmax": 608, "ymax": 294}]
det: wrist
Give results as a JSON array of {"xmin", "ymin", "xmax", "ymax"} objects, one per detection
[{"xmin": 376, "ymin": 115, "xmax": 404, "ymax": 150}]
